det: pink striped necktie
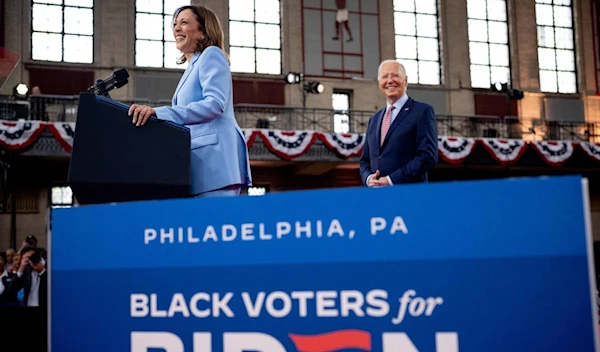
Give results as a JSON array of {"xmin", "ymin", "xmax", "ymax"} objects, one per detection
[{"xmin": 380, "ymin": 105, "xmax": 394, "ymax": 146}]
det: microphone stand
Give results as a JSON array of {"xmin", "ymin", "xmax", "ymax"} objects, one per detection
[
  {"xmin": 87, "ymin": 69, "xmax": 129, "ymax": 98},
  {"xmin": 88, "ymin": 79, "xmax": 112, "ymax": 98}
]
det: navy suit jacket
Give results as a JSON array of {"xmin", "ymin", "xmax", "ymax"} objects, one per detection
[{"xmin": 360, "ymin": 97, "xmax": 438, "ymax": 185}]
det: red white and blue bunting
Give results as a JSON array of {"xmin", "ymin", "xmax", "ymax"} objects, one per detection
[
  {"xmin": 530, "ymin": 141, "xmax": 574, "ymax": 166},
  {"xmin": 579, "ymin": 142, "xmax": 600, "ymax": 162},
  {"xmin": 242, "ymin": 129, "xmax": 259, "ymax": 149},
  {"xmin": 0, "ymin": 120, "xmax": 45, "ymax": 149},
  {"xmin": 47, "ymin": 122, "xmax": 76, "ymax": 153},
  {"xmin": 319, "ymin": 132, "xmax": 364, "ymax": 158},
  {"xmin": 437, "ymin": 137, "xmax": 477, "ymax": 164},
  {"xmin": 480, "ymin": 138, "xmax": 527, "ymax": 166},
  {"xmin": 2, "ymin": 120, "xmax": 600, "ymax": 166},
  {"xmin": 258, "ymin": 130, "xmax": 317, "ymax": 160}
]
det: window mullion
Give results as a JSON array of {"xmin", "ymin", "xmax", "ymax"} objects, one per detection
[
  {"xmin": 229, "ymin": 0, "xmax": 281, "ymax": 74},
  {"xmin": 62, "ymin": 2, "xmax": 65, "ymax": 61},
  {"xmin": 254, "ymin": 0, "xmax": 258, "ymax": 74},
  {"xmin": 162, "ymin": 1, "xmax": 165, "ymax": 67}
]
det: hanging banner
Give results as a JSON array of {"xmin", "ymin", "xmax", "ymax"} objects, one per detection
[
  {"xmin": 531, "ymin": 141, "xmax": 575, "ymax": 166},
  {"xmin": 580, "ymin": 142, "xmax": 600, "ymax": 162},
  {"xmin": 4, "ymin": 120, "xmax": 600, "ymax": 167},
  {"xmin": 47, "ymin": 122, "xmax": 75, "ymax": 152},
  {"xmin": 319, "ymin": 132, "xmax": 364, "ymax": 158},
  {"xmin": 51, "ymin": 176, "xmax": 598, "ymax": 352},
  {"xmin": 437, "ymin": 136, "xmax": 477, "ymax": 164},
  {"xmin": 259, "ymin": 130, "xmax": 317, "ymax": 160},
  {"xmin": 0, "ymin": 120, "xmax": 45, "ymax": 149},
  {"xmin": 480, "ymin": 138, "xmax": 527, "ymax": 166}
]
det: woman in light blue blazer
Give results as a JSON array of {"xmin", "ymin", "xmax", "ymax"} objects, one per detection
[{"xmin": 129, "ymin": 5, "xmax": 252, "ymax": 198}]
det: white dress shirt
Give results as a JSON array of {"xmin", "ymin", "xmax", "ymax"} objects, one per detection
[
  {"xmin": 0, "ymin": 270, "xmax": 7, "ymax": 295},
  {"xmin": 386, "ymin": 94, "xmax": 409, "ymax": 125},
  {"xmin": 26, "ymin": 268, "xmax": 45, "ymax": 307},
  {"xmin": 17, "ymin": 261, "xmax": 46, "ymax": 307}
]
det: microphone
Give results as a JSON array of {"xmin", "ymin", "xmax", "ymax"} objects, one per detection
[{"xmin": 87, "ymin": 69, "xmax": 129, "ymax": 97}]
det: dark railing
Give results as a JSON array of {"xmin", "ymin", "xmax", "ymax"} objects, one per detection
[
  {"xmin": 1, "ymin": 95, "xmax": 599, "ymax": 142},
  {"xmin": 231, "ymin": 104, "xmax": 600, "ymax": 142},
  {"xmin": 233, "ymin": 104, "xmax": 373, "ymax": 133},
  {"xmin": 435, "ymin": 114, "xmax": 599, "ymax": 142}
]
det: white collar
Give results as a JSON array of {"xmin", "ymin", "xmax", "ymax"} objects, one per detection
[{"xmin": 386, "ymin": 94, "xmax": 409, "ymax": 112}]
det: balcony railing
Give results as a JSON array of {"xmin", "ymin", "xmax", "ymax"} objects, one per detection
[
  {"xmin": 435, "ymin": 114, "xmax": 600, "ymax": 142},
  {"xmin": 1, "ymin": 95, "xmax": 599, "ymax": 142},
  {"xmin": 232, "ymin": 104, "xmax": 600, "ymax": 142},
  {"xmin": 233, "ymin": 104, "xmax": 373, "ymax": 133}
]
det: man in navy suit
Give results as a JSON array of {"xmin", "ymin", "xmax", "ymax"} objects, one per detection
[{"xmin": 360, "ymin": 60, "xmax": 438, "ymax": 186}]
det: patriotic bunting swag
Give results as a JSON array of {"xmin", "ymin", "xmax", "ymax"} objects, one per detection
[
  {"xmin": 319, "ymin": 132, "xmax": 364, "ymax": 158},
  {"xmin": 47, "ymin": 122, "xmax": 76, "ymax": 153},
  {"xmin": 258, "ymin": 130, "xmax": 317, "ymax": 160},
  {"xmin": 579, "ymin": 142, "xmax": 600, "ymax": 162},
  {"xmin": 480, "ymin": 138, "xmax": 527, "ymax": 166},
  {"xmin": 242, "ymin": 129, "xmax": 259, "ymax": 149},
  {"xmin": 530, "ymin": 141, "xmax": 574, "ymax": 166},
  {"xmin": 437, "ymin": 137, "xmax": 476, "ymax": 164},
  {"xmin": 1, "ymin": 120, "xmax": 599, "ymax": 166},
  {"xmin": 0, "ymin": 120, "xmax": 45, "ymax": 149}
]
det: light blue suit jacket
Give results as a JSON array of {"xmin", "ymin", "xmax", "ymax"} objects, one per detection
[{"xmin": 154, "ymin": 46, "xmax": 252, "ymax": 195}]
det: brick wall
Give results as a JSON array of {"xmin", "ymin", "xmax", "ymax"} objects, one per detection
[
  {"xmin": 1, "ymin": 0, "xmax": 597, "ymax": 117},
  {"xmin": 3, "ymin": 0, "xmax": 600, "ymax": 245}
]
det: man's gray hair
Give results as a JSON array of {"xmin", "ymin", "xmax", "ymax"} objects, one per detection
[{"xmin": 377, "ymin": 60, "xmax": 407, "ymax": 79}]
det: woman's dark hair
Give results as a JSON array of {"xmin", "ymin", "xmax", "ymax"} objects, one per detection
[{"xmin": 172, "ymin": 5, "xmax": 228, "ymax": 65}]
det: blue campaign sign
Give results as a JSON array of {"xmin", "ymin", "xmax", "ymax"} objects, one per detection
[{"xmin": 50, "ymin": 176, "xmax": 598, "ymax": 352}]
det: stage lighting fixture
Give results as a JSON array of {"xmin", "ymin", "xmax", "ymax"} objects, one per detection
[
  {"xmin": 304, "ymin": 81, "xmax": 324, "ymax": 94},
  {"xmin": 284, "ymin": 72, "xmax": 324, "ymax": 106},
  {"xmin": 492, "ymin": 82, "xmax": 508, "ymax": 93},
  {"xmin": 508, "ymin": 89, "xmax": 524, "ymax": 100},
  {"xmin": 13, "ymin": 83, "xmax": 29, "ymax": 99},
  {"xmin": 284, "ymin": 72, "xmax": 303, "ymax": 84},
  {"xmin": 491, "ymin": 81, "xmax": 524, "ymax": 100}
]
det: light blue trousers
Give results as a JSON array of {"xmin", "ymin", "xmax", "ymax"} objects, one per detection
[{"xmin": 194, "ymin": 188, "xmax": 241, "ymax": 198}]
